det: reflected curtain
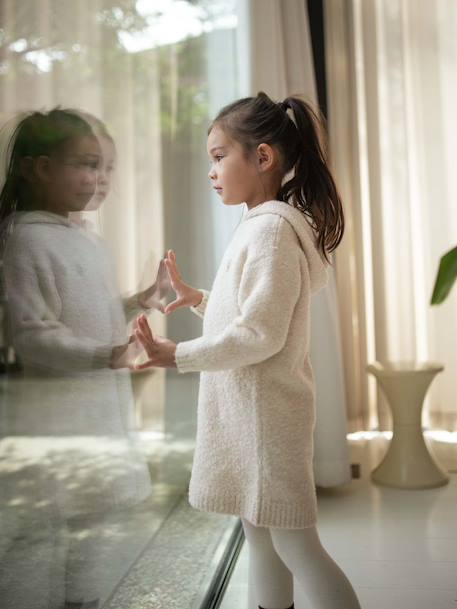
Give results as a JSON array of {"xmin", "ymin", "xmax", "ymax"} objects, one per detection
[
  {"xmin": 247, "ymin": 0, "xmax": 351, "ymax": 486},
  {"xmin": 0, "ymin": 0, "xmax": 246, "ymax": 431},
  {"xmin": 325, "ymin": 0, "xmax": 457, "ymax": 430},
  {"xmin": 0, "ymin": 0, "xmax": 167, "ymax": 429}
]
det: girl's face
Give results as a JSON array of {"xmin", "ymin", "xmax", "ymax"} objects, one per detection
[
  {"xmin": 207, "ymin": 125, "xmax": 264, "ymax": 208},
  {"xmin": 85, "ymin": 136, "xmax": 116, "ymax": 211},
  {"xmin": 42, "ymin": 135, "xmax": 101, "ymax": 215}
]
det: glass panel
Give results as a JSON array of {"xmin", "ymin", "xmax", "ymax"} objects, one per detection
[{"xmin": 0, "ymin": 1, "xmax": 244, "ymax": 607}]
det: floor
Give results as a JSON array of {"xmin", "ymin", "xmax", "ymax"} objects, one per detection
[
  {"xmin": 2, "ymin": 363, "xmax": 457, "ymax": 609},
  {"xmin": 219, "ymin": 433, "xmax": 457, "ymax": 609},
  {"xmin": 0, "ymin": 372, "xmax": 238, "ymax": 609}
]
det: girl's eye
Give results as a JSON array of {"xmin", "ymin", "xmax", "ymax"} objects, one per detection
[
  {"xmin": 72, "ymin": 160, "xmax": 98, "ymax": 170},
  {"xmin": 215, "ymin": 155, "xmax": 224, "ymax": 162}
]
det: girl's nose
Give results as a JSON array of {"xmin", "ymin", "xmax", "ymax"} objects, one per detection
[
  {"xmin": 208, "ymin": 166, "xmax": 216, "ymax": 180},
  {"xmin": 84, "ymin": 170, "xmax": 97, "ymax": 186},
  {"xmin": 97, "ymin": 170, "xmax": 108, "ymax": 186}
]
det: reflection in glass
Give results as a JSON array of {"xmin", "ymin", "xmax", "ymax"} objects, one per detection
[
  {"xmin": 0, "ymin": 109, "xmax": 156, "ymax": 608},
  {"xmin": 0, "ymin": 2, "xmax": 243, "ymax": 608}
]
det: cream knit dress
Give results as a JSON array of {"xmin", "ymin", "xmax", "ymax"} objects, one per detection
[
  {"xmin": 175, "ymin": 200, "xmax": 329, "ymax": 529},
  {"xmin": 2, "ymin": 211, "xmax": 151, "ymax": 518}
]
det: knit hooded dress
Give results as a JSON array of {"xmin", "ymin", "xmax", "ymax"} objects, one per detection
[
  {"xmin": 175, "ymin": 200, "xmax": 329, "ymax": 529},
  {"xmin": 2, "ymin": 211, "xmax": 151, "ymax": 518}
]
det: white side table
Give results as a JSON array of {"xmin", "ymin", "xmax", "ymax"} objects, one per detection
[{"xmin": 367, "ymin": 361, "xmax": 449, "ymax": 489}]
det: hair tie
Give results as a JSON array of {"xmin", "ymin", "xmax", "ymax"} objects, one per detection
[{"xmin": 278, "ymin": 100, "xmax": 299, "ymax": 131}]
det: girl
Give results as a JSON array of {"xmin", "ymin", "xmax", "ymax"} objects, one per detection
[
  {"xmin": 0, "ymin": 109, "xmax": 164, "ymax": 609},
  {"xmin": 135, "ymin": 92, "xmax": 360, "ymax": 609}
]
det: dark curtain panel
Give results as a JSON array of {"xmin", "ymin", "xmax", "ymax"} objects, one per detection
[{"xmin": 306, "ymin": 0, "xmax": 327, "ymax": 118}]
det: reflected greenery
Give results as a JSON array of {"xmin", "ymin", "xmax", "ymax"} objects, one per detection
[{"xmin": 0, "ymin": 0, "xmax": 238, "ymax": 161}]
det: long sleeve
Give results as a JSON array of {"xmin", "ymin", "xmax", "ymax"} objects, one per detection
[
  {"xmin": 4, "ymin": 240, "xmax": 113, "ymax": 373},
  {"xmin": 175, "ymin": 219, "xmax": 302, "ymax": 373}
]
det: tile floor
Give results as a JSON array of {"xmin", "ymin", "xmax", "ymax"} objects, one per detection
[{"xmin": 219, "ymin": 433, "xmax": 457, "ymax": 609}]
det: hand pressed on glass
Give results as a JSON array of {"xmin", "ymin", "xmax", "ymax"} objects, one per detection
[
  {"xmin": 138, "ymin": 258, "xmax": 172, "ymax": 312},
  {"xmin": 110, "ymin": 334, "xmax": 143, "ymax": 369},
  {"xmin": 133, "ymin": 314, "xmax": 177, "ymax": 369},
  {"xmin": 163, "ymin": 249, "xmax": 203, "ymax": 314}
]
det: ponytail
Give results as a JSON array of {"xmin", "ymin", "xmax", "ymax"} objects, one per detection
[
  {"xmin": 277, "ymin": 97, "xmax": 344, "ymax": 261},
  {"xmin": 211, "ymin": 92, "xmax": 344, "ymax": 263}
]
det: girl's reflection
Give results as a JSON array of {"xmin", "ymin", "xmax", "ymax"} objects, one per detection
[{"xmin": 0, "ymin": 109, "xmax": 163, "ymax": 609}]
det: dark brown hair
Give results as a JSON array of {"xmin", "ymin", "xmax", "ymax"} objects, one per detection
[
  {"xmin": 0, "ymin": 108, "xmax": 94, "ymax": 224},
  {"xmin": 210, "ymin": 91, "xmax": 344, "ymax": 262}
]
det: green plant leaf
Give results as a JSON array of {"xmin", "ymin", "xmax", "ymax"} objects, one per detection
[{"xmin": 431, "ymin": 245, "xmax": 457, "ymax": 305}]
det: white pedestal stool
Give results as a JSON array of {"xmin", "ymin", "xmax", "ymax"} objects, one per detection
[{"xmin": 367, "ymin": 361, "xmax": 449, "ymax": 489}]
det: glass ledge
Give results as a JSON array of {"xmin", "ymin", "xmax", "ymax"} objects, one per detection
[{"xmin": 103, "ymin": 499, "xmax": 240, "ymax": 609}]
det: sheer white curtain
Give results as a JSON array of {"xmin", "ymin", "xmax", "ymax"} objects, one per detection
[
  {"xmin": 0, "ymin": 0, "xmax": 243, "ymax": 430},
  {"xmin": 0, "ymin": 0, "xmax": 167, "ymax": 428},
  {"xmin": 247, "ymin": 0, "xmax": 351, "ymax": 486},
  {"xmin": 325, "ymin": 0, "xmax": 457, "ymax": 430}
]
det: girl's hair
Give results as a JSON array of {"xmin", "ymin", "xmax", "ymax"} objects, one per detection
[
  {"xmin": 210, "ymin": 91, "xmax": 344, "ymax": 262},
  {"xmin": 69, "ymin": 109, "xmax": 114, "ymax": 145},
  {"xmin": 0, "ymin": 108, "xmax": 94, "ymax": 224}
]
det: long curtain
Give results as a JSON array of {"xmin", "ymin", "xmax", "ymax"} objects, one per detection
[
  {"xmin": 0, "ymin": 0, "xmax": 167, "ymax": 427},
  {"xmin": 325, "ymin": 0, "xmax": 457, "ymax": 431},
  {"xmin": 0, "ymin": 0, "xmax": 243, "ymax": 430},
  {"xmin": 247, "ymin": 0, "xmax": 351, "ymax": 486}
]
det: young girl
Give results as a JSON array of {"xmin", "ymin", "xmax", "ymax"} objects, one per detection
[
  {"xmin": 0, "ymin": 109, "xmax": 165, "ymax": 609},
  {"xmin": 135, "ymin": 91, "xmax": 361, "ymax": 609}
]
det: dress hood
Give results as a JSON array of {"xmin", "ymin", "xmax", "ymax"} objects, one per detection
[
  {"xmin": 7, "ymin": 210, "xmax": 74, "ymax": 228},
  {"xmin": 244, "ymin": 200, "xmax": 329, "ymax": 294}
]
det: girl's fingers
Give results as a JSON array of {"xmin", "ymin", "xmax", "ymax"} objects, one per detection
[
  {"xmin": 165, "ymin": 258, "xmax": 181, "ymax": 284},
  {"xmin": 136, "ymin": 328, "xmax": 153, "ymax": 348},
  {"xmin": 137, "ymin": 314, "xmax": 155, "ymax": 341},
  {"xmin": 164, "ymin": 261, "xmax": 177, "ymax": 286},
  {"xmin": 164, "ymin": 298, "xmax": 184, "ymax": 315},
  {"xmin": 134, "ymin": 360, "xmax": 159, "ymax": 371},
  {"xmin": 168, "ymin": 251, "xmax": 180, "ymax": 276},
  {"xmin": 135, "ymin": 328, "xmax": 147, "ymax": 344},
  {"xmin": 135, "ymin": 332, "xmax": 156, "ymax": 359},
  {"xmin": 135, "ymin": 318, "xmax": 156, "ymax": 351},
  {"xmin": 165, "ymin": 299, "xmax": 179, "ymax": 315},
  {"xmin": 158, "ymin": 259, "xmax": 167, "ymax": 277}
]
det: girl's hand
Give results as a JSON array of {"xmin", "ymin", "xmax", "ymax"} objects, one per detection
[
  {"xmin": 138, "ymin": 258, "xmax": 172, "ymax": 313},
  {"xmin": 110, "ymin": 335, "xmax": 143, "ymax": 369},
  {"xmin": 164, "ymin": 249, "xmax": 203, "ymax": 314},
  {"xmin": 133, "ymin": 314, "xmax": 177, "ymax": 370}
]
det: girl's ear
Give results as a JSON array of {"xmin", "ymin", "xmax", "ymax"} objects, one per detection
[
  {"xmin": 34, "ymin": 155, "xmax": 53, "ymax": 183},
  {"xmin": 19, "ymin": 156, "xmax": 36, "ymax": 182},
  {"xmin": 256, "ymin": 143, "xmax": 275, "ymax": 172}
]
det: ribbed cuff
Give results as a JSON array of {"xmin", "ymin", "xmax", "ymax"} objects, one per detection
[
  {"xmin": 92, "ymin": 344, "xmax": 116, "ymax": 369},
  {"xmin": 190, "ymin": 289, "xmax": 210, "ymax": 319},
  {"xmin": 175, "ymin": 340, "xmax": 199, "ymax": 374}
]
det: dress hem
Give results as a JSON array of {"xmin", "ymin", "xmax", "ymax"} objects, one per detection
[{"xmin": 188, "ymin": 488, "xmax": 317, "ymax": 530}]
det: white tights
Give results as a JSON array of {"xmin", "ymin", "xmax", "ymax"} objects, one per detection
[{"xmin": 241, "ymin": 519, "xmax": 361, "ymax": 609}]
